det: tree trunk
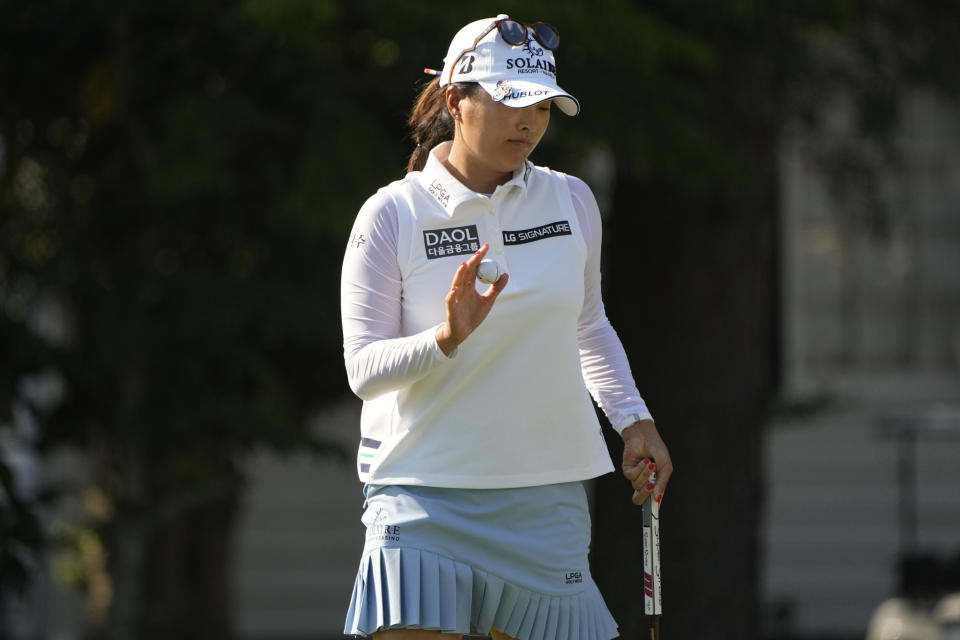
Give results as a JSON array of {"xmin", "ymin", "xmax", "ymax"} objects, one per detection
[
  {"xmin": 140, "ymin": 486, "xmax": 240, "ymax": 640},
  {"xmin": 107, "ymin": 449, "xmax": 147, "ymax": 640},
  {"xmin": 104, "ymin": 447, "xmax": 241, "ymax": 640}
]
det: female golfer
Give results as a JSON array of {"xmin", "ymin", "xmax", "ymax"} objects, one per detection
[{"xmin": 341, "ymin": 15, "xmax": 672, "ymax": 640}]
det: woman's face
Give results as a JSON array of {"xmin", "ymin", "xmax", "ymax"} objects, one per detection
[{"xmin": 450, "ymin": 87, "xmax": 552, "ymax": 177}]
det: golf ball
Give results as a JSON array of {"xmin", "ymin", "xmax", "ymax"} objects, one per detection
[{"xmin": 477, "ymin": 258, "xmax": 501, "ymax": 284}]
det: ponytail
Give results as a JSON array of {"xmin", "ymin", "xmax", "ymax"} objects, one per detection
[{"xmin": 406, "ymin": 77, "xmax": 479, "ymax": 173}]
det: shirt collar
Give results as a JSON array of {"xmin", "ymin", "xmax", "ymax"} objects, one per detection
[{"xmin": 418, "ymin": 141, "xmax": 531, "ymax": 216}]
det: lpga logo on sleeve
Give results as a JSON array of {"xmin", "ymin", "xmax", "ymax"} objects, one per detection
[{"xmin": 423, "ymin": 224, "xmax": 481, "ymax": 259}]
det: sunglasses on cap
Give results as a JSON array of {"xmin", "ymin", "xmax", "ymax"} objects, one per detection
[{"xmin": 448, "ymin": 18, "xmax": 560, "ymax": 84}]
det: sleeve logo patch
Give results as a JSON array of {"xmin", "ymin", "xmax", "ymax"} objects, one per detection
[
  {"xmin": 423, "ymin": 225, "xmax": 480, "ymax": 259},
  {"xmin": 503, "ymin": 220, "xmax": 572, "ymax": 245},
  {"xmin": 348, "ymin": 233, "xmax": 367, "ymax": 249}
]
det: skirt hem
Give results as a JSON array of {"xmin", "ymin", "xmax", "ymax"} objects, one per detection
[{"xmin": 343, "ymin": 545, "xmax": 619, "ymax": 640}]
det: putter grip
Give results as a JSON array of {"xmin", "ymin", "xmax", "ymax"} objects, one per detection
[{"xmin": 642, "ymin": 492, "xmax": 662, "ymax": 618}]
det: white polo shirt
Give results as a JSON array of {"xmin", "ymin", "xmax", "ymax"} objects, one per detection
[{"xmin": 341, "ymin": 141, "xmax": 651, "ymax": 488}]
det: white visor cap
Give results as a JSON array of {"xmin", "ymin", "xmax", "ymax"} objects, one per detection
[{"xmin": 438, "ymin": 15, "xmax": 580, "ymax": 116}]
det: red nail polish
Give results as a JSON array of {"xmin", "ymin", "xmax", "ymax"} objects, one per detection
[
  {"xmin": 656, "ymin": 494, "xmax": 662, "ymax": 504},
  {"xmin": 645, "ymin": 482, "xmax": 655, "ymax": 490},
  {"xmin": 648, "ymin": 463, "xmax": 656, "ymax": 471},
  {"xmin": 641, "ymin": 458, "xmax": 650, "ymax": 466}
]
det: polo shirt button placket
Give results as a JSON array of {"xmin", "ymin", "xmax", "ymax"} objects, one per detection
[{"xmin": 487, "ymin": 200, "xmax": 508, "ymax": 276}]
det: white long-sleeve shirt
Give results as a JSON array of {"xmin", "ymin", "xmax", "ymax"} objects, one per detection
[{"xmin": 341, "ymin": 141, "xmax": 651, "ymax": 488}]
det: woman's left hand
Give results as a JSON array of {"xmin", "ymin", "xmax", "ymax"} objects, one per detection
[{"xmin": 621, "ymin": 419, "xmax": 673, "ymax": 506}]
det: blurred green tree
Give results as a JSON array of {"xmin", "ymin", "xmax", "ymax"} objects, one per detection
[
  {"xmin": 0, "ymin": 1, "xmax": 375, "ymax": 636},
  {"xmin": 1, "ymin": 0, "xmax": 958, "ymax": 638}
]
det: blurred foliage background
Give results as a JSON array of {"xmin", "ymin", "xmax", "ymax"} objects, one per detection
[{"xmin": 1, "ymin": 0, "xmax": 958, "ymax": 638}]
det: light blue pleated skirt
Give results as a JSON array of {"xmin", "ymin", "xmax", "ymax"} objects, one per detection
[{"xmin": 343, "ymin": 481, "xmax": 618, "ymax": 640}]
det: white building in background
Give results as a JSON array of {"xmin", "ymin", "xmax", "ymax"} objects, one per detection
[
  {"xmin": 763, "ymin": 90, "xmax": 960, "ymax": 638},
  {"xmin": 231, "ymin": 401, "xmax": 363, "ymax": 639}
]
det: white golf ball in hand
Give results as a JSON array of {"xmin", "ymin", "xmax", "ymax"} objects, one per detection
[{"xmin": 477, "ymin": 258, "xmax": 501, "ymax": 284}]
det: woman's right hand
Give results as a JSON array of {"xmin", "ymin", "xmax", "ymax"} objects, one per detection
[{"xmin": 435, "ymin": 243, "xmax": 509, "ymax": 355}]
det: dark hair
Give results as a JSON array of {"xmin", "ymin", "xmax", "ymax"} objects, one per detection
[{"xmin": 406, "ymin": 78, "xmax": 480, "ymax": 173}]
